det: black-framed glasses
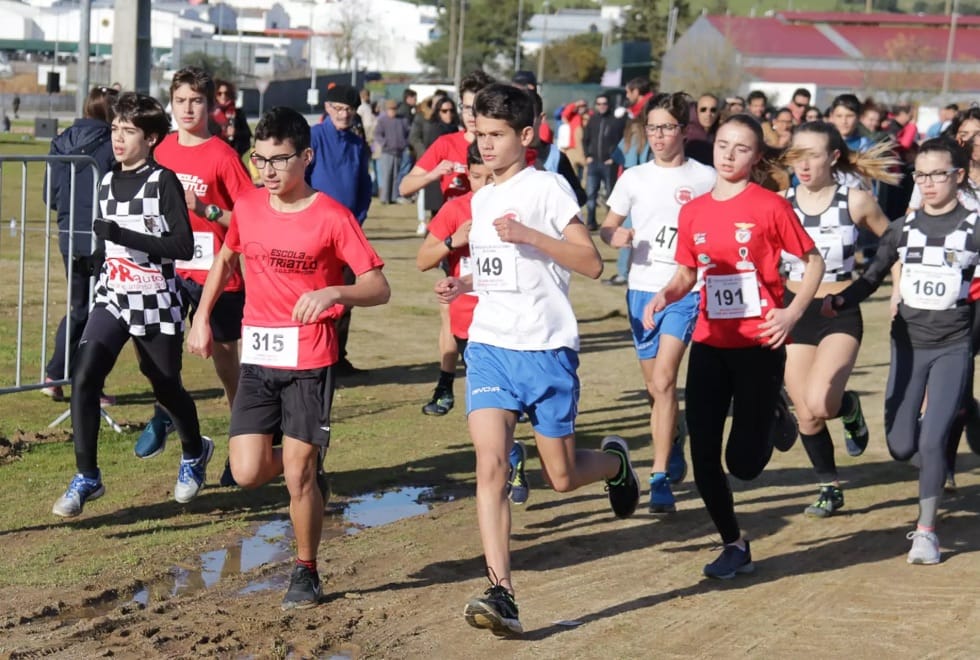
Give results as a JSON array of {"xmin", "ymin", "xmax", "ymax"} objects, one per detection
[
  {"xmin": 645, "ymin": 123, "xmax": 682, "ymax": 136},
  {"xmin": 249, "ymin": 151, "xmax": 299, "ymax": 171},
  {"xmin": 912, "ymin": 168, "xmax": 960, "ymax": 184},
  {"xmin": 699, "ymin": 106, "xmax": 718, "ymax": 113}
]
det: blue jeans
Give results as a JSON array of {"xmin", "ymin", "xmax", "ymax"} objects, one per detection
[
  {"xmin": 586, "ymin": 160, "xmax": 617, "ymax": 227},
  {"xmin": 616, "ymin": 215, "xmax": 633, "ymax": 279},
  {"xmin": 378, "ymin": 152, "xmax": 399, "ymax": 203},
  {"xmin": 396, "ymin": 148, "xmax": 414, "ymax": 195}
]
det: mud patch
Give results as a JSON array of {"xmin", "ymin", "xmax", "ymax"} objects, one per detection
[{"xmin": 0, "ymin": 429, "xmax": 72, "ymax": 464}]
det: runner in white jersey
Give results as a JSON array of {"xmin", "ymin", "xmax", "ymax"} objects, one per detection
[
  {"xmin": 600, "ymin": 92, "xmax": 716, "ymax": 514},
  {"xmin": 780, "ymin": 121, "xmax": 899, "ymax": 518}
]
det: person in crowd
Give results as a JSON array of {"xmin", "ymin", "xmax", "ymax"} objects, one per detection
[
  {"xmin": 582, "ymin": 92, "xmax": 626, "ymax": 230},
  {"xmin": 725, "ymin": 96, "xmax": 746, "ymax": 116},
  {"xmin": 768, "ymin": 107, "xmax": 795, "ymax": 149},
  {"xmin": 211, "ymin": 79, "xmax": 251, "ymax": 157},
  {"xmin": 419, "ymin": 94, "xmax": 461, "ymax": 221},
  {"xmin": 781, "ymin": 121, "xmax": 899, "ymax": 517},
  {"xmin": 927, "ymin": 103, "xmax": 959, "ymax": 139},
  {"xmin": 625, "ymin": 77, "xmax": 654, "ymax": 119},
  {"xmin": 52, "ymin": 92, "xmax": 211, "ymax": 518},
  {"xmin": 789, "ymin": 88, "xmax": 812, "ymax": 124},
  {"xmin": 601, "ymin": 92, "xmax": 717, "ymax": 513},
  {"xmin": 41, "ymin": 85, "xmax": 119, "ymax": 405},
  {"xmin": 747, "ymin": 90, "xmax": 768, "ymax": 121},
  {"xmin": 560, "ymin": 99, "xmax": 590, "ymax": 182},
  {"xmin": 375, "ymin": 99, "xmax": 411, "ymax": 206},
  {"xmin": 511, "ymin": 70, "xmax": 552, "ymax": 145},
  {"xmin": 188, "ymin": 106, "xmax": 390, "ymax": 608},
  {"xmin": 644, "ymin": 113, "xmax": 825, "ymax": 579},
  {"xmin": 804, "ymin": 106, "xmax": 824, "ymax": 123},
  {"xmin": 822, "ymin": 138, "xmax": 979, "ymax": 565},
  {"xmin": 859, "ymin": 102, "xmax": 886, "ymax": 142},
  {"xmin": 437, "ymin": 83, "xmax": 639, "ymax": 637},
  {"xmin": 396, "ymin": 88, "xmax": 418, "ymax": 192}
]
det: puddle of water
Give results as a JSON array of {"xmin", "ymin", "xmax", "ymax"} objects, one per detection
[{"xmin": 66, "ymin": 486, "xmax": 450, "ymax": 620}]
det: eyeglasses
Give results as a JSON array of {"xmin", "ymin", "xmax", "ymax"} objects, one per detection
[
  {"xmin": 645, "ymin": 123, "xmax": 682, "ymax": 136},
  {"xmin": 912, "ymin": 168, "xmax": 961, "ymax": 184},
  {"xmin": 328, "ymin": 103, "xmax": 354, "ymax": 115},
  {"xmin": 699, "ymin": 106, "xmax": 718, "ymax": 113},
  {"xmin": 249, "ymin": 151, "xmax": 300, "ymax": 171}
]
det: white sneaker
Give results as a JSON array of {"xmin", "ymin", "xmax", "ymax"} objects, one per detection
[
  {"xmin": 174, "ymin": 437, "xmax": 214, "ymax": 504},
  {"xmin": 906, "ymin": 530, "xmax": 940, "ymax": 565},
  {"xmin": 416, "ymin": 220, "xmax": 428, "ymax": 236}
]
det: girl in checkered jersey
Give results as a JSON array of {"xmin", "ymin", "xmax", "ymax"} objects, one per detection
[
  {"xmin": 779, "ymin": 122, "xmax": 901, "ymax": 520},
  {"xmin": 824, "ymin": 138, "xmax": 980, "ymax": 565},
  {"xmin": 52, "ymin": 93, "xmax": 212, "ymax": 519}
]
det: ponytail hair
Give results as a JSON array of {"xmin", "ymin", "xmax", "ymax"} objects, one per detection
[{"xmin": 785, "ymin": 121, "xmax": 902, "ymax": 186}]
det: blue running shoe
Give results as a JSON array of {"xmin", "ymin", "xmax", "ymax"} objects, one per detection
[
  {"xmin": 507, "ymin": 441, "xmax": 529, "ymax": 505},
  {"xmin": 648, "ymin": 472, "xmax": 676, "ymax": 514},
  {"xmin": 667, "ymin": 416, "xmax": 688, "ymax": 485},
  {"xmin": 135, "ymin": 407, "xmax": 175, "ymax": 459},
  {"xmin": 174, "ymin": 437, "xmax": 214, "ymax": 503},
  {"xmin": 703, "ymin": 540, "xmax": 755, "ymax": 579},
  {"xmin": 52, "ymin": 472, "xmax": 105, "ymax": 518}
]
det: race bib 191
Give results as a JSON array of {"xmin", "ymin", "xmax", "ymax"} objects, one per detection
[
  {"xmin": 705, "ymin": 272, "xmax": 762, "ymax": 319},
  {"xmin": 175, "ymin": 232, "xmax": 215, "ymax": 271},
  {"xmin": 241, "ymin": 325, "xmax": 299, "ymax": 367}
]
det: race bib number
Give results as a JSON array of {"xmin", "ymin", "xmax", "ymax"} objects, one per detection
[
  {"xmin": 705, "ymin": 272, "xmax": 762, "ymax": 319},
  {"xmin": 814, "ymin": 231, "xmax": 844, "ymax": 273},
  {"xmin": 175, "ymin": 232, "xmax": 215, "ymax": 271},
  {"xmin": 900, "ymin": 264, "xmax": 961, "ymax": 311},
  {"xmin": 241, "ymin": 325, "xmax": 299, "ymax": 367},
  {"xmin": 471, "ymin": 244, "xmax": 518, "ymax": 292},
  {"xmin": 650, "ymin": 223, "xmax": 679, "ymax": 262}
]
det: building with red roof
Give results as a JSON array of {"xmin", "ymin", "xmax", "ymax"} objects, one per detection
[{"xmin": 661, "ymin": 11, "xmax": 980, "ymax": 105}]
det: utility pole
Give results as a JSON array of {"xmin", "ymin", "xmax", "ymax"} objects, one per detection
[
  {"xmin": 515, "ymin": 0, "xmax": 523, "ymax": 71},
  {"xmin": 77, "ymin": 0, "xmax": 90, "ymax": 116},
  {"xmin": 453, "ymin": 1, "xmax": 465, "ymax": 92},
  {"xmin": 536, "ymin": 0, "xmax": 549, "ymax": 86},
  {"xmin": 447, "ymin": 0, "xmax": 457, "ymax": 80},
  {"xmin": 942, "ymin": 0, "xmax": 960, "ymax": 95}
]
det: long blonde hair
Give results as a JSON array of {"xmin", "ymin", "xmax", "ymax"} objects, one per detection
[{"xmin": 782, "ymin": 121, "xmax": 903, "ymax": 186}]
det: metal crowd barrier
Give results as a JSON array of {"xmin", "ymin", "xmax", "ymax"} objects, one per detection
[{"xmin": 0, "ymin": 154, "xmax": 121, "ymax": 432}]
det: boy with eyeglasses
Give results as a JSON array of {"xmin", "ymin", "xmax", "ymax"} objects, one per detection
[
  {"xmin": 188, "ymin": 107, "xmax": 390, "ymax": 609},
  {"xmin": 134, "ymin": 66, "xmax": 254, "ymax": 468}
]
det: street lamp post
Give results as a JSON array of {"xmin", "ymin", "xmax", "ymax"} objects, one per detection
[
  {"xmin": 536, "ymin": 0, "xmax": 549, "ymax": 86},
  {"xmin": 515, "ymin": 0, "xmax": 523, "ymax": 71},
  {"xmin": 941, "ymin": 0, "xmax": 960, "ymax": 96}
]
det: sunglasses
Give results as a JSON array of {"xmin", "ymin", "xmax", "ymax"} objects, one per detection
[{"xmin": 699, "ymin": 106, "xmax": 718, "ymax": 113}]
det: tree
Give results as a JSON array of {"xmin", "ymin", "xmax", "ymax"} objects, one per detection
[
  {"xmin": 180, "ymin": 52, "xmax": 237, "ymax": 81},
  {"xmin": 541, "ymin": 33, "xmax": 606, "ymax": 84},
  {"xmin": 325, "ymin": 1, "xmax": 385, "ymax": 71},
  {"xmin": 417, "ymin": 0, "xmax": 529, "ymax": 77},
  {"xmin": 616, "ymin": 0, "xmax": 692, "ymax": 80}
]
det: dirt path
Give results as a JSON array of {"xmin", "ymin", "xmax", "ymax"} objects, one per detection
[{"xmin": 3, "ymin": 204, "xmax": 980, "ymax": 658}]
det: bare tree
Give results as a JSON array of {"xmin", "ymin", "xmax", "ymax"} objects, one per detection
[
  {"xmin": 326, "ymin": 0, "xmax": 385, "ymax": 71},
  {"xmin": 857, "ymin": 34, "xmax": 940, "ymax": 103},
  {"xmin": 660, "ymin": 24, "xmax": 746, "ymax": 96}
]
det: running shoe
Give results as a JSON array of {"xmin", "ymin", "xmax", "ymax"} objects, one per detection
[
  {"xmin": 40, "ymin": 377, "xmax": 64, "ymax": 401},
  {"xmin": 842, "ymin": 390, "xmax": 869, "ymax": 457},
  {"xmin": 601, "ymin": 435, "xmax": 640, "ymax": 519},
  {"xmin": 804, "ymin": 484, "xmax": 844, "ymax": 518},
  {"xmin": 52, "ymin": 472, "xmax": 105, "ymax": 518},
  {"xmin": 219, "ymin": 458, "xmax": 238, "ymax": 488},
  {"xmin": 507, "ymin": 441, "xmax": 529, "ymax": 505},
  {"xmin": 648, "ymin": 472, "xmax": 676, "ymax": 514},
  {"xmin": 906, "ymin": 530, "xmax": 940, "ymax": 565},
  {"xmin": 281, "ymin": 563, "xmax": 322, "ymax": 610},
  {"xmin": 703, "ymin": 540, "xmax": 755, "ymax": 579},
  {"xmin": 134, "ymin": 407, "xmax": 174, "ymax": 459},
  {"xmin": 667, "ymin": 416, "xmax": 688, "ymax": 485},
  {"xmin": 422, "ymin": 386, "xmax": 454, "ymax": 416},
  {"xmin": 174, "ymin": 436, "xmax": 214, "ymax": 503},
  {"xmin": 965, "ymin": 398, "xmax": 980, "ymax": 456},
  {"xmin": 771, "ymin": 388, "xmax": 798, "ymax": 452},
  {"xmin": 944, "ymin": 471, "xmax": 957, "ymax": 494},
  {"xmin": 463, "ymin": 584, "xmax": 522, "ymax": 636},
  {"xmin": 99, "ymin": 392, "xmax": 116, "ymax": 407}
]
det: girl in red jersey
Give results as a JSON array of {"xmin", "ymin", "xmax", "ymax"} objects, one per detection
[{"xmin": 644, "ymin": 115, "xmax": 825, "ymax": 579}]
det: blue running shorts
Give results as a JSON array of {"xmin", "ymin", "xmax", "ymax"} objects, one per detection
[{"xmin": 627, "ymin": 289, "xmax": 699, "ymax": 360}]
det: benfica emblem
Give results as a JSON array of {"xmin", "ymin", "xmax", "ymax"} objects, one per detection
[
  {"xmin": 734, "ymin": 222, "xmax": 754, "ymax": 244},
  {"xmin": 944, "ymin": 248, "xmax": 958, "ymax": 268}
]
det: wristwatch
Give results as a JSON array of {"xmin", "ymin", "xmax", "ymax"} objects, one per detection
[
  {"xmin": 443, "ymin": 235, "xmax": 454, "ymax": 251},
  {"xmin": 204, "ymin": 204, "xmax": 222, "ymax": 222}
]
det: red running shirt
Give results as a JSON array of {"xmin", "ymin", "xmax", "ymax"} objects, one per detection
[
  {"xmin": 154, "ymin": 134, "xmax": 254, "ymax": 291},
  {"xmin": 426, "ymin": 191, "xmax": 478, "ymax": 339},
  {"xmin": 675, "ymin": 183, "xmax": 816, "ymax": 349},
  {"xmin": 416, "ymin": 131, "xmax": 471, "ymax": 199},
  {"xmin": 225, "ymin": 188, "xmax": 385, "ymax": 369}
]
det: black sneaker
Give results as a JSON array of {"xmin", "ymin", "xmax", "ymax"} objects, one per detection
[
  {"xmin": 804, "ymin": 484, "xmax": 844, "ymax": 518},
  {"xmin": 771, "ymin": 389, "xmax": 798, "ymax": 452},
  {"xmin": 841, "ymin": 390, "xmax": 869, "ymax": 456},
  {"xmin": 281, "ymin": 564, "xmax": 322, "ymax": 611},
  {"xmin": 601, "ymin": 435, "xmax": 640, "ymax": 519},
  {"xmin": 463, "ymin": 584, "xmax": 522, "ymax": 636},
  {"xmin": 422, "ymin": 386, "xmax": 454, "ymax": 416},
  {"xmin": 703, "ymin": 540, "xmax": 755, "ymax": 579}
]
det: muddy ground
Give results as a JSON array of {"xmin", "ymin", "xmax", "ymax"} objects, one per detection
[{"xmin": 3, "ymin": 204, "xmax": 980, "ymax": 659}]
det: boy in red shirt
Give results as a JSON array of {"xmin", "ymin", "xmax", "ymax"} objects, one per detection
[
  {"xmin": 188, "ymin": 107, "xmax": 390, "ymax": 610},
  {"xmin": 135, "ymin": 67, "xmax": 255, "ymax": 466}
]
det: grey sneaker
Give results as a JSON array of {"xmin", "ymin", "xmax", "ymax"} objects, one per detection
[
  {"xmin": 174, "ymin": 437, "xmax": 214, "ymax": 503},
  {"xmin": 906, "ymin": 530, "xmax": 940, "ymax": 565},
  {"xmin": 463, "ymin": 583, "xmax": 522, "ymax": 636},
  {"xmin": 804, "ymin": 485, "xmax": 844, "ymax": 518},
  {"xmin": 52, "ymin": 472, "xmax": 105, "ymax": 518},
  {"xmin": 281, "ymin": 563, "xmax": 322, "ymax": 610}
]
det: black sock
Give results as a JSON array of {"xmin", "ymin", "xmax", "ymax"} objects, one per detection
[
  {"xmin": 800, "ymin": 427, "xmax": 837, "ymax": 483},
  {"xmin": 836, "ymin": 392, "xmax": 855, "ymax": 420},
  {"xmin": 437, "ymin": 371, "xmax": 455, "ymax": 390},
  {"xmin": 81, "ymin": 469, "xmax": 100, "ymax": 481}
]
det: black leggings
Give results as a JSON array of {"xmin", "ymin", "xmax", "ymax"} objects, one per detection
[
  {"xmin": 944, "ymin": 300, "xmax": 980, "ymax": 471},
  {"xmin": 885, "ymin": 337, "xmax": 970, "ymax": 502},
  {"xmin": 72, "ymin": 306, "xmax": 202, "ymax": 474},
  {"xmin": 685, "ymin": 342, "xmax": 785, "ymax": 544}
]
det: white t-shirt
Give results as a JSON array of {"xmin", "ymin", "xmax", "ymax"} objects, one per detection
[
  {"xmin": 606, "ymin": 158, "xmax": 716, "ymax": 292},
  {"xmin": 467, "ymin": 167, "xmax": 583, "ymax": 351}
]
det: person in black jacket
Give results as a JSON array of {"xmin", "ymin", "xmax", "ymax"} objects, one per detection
[
  {"xmin": 212, "ymin": 79, "xmax": 252, "ymax": 157},
  {"xmin": 582, "ymin": 93, "xmax": 626, "ymax": 229},
  {"xmin": 42, "ymin": 85, "xmax": 119, "ymax": 402}
]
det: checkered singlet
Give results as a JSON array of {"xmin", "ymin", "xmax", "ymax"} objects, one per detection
[
  {"xmin": 897, "ymin": 210, "xmax": 979, "ymax": 311},
  {"xmin": 785, "ymin": 184, "xmax": 856, "ymax": 282},
  {"xmin": 93, "ymin": 166, "xmax": 184, "ymax": 336}
]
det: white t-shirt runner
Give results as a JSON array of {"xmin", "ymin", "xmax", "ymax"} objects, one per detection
[
  {"xmin": 606, "ymin": 158, "xmax": 716, "ymax": 292},
  {"xmin": 467, "ymin": 167, "xmax": 584, "ymax": 351}
]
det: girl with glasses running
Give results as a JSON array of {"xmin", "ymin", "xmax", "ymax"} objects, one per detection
[{"xmin": 824, "ymin": 138, "xmax": 980, "ymax": 565}]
